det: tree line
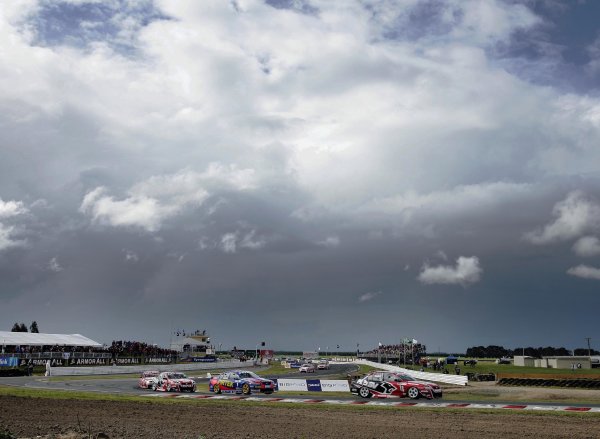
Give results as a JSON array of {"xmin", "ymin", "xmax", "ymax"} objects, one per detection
[
  {"xmin": 466, "ymin": 345, "xmax": 599, "ymax": 358},
  {"xmin": 10, "ymin": 321, "xmax": 39, "ymax": 333}
]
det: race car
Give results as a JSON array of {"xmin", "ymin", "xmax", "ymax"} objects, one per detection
[
  {"xmin": 350, "ymin": 371, "xmax": 442, "ymax": 399},
  {"xmin": 317, "ymin": 360, "xmax": 330, "ymax": 370},
  {"xmin": 152, "ymin": 371, "xmax": 196, "ymax": 392},
  {"xmin": 209, "ymin": 370, "xmax": 276, "ymax": 395},
  {"xmin": 138, "ymin": 370, "xmax": 160, "ymax": 389},
  {"xmin": 299, "ymin": 363, "xmax": 315, "ymax": 373}
]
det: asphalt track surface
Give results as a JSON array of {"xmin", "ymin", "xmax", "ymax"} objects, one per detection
[
  {"xmin": 2, "ymin": 364, "xmax": 600, "ymax": 409},
  {"xmin": 0, "ymin": 364, "xmax": 356, "ymax": 397}
]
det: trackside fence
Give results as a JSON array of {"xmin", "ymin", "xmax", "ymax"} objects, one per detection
[{"xmin": 351, "ymin": 359, "xmax": 468, "ymax": 386}]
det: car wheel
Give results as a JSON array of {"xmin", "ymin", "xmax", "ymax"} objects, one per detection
[
  {"xmin": 358, "ymin": 386, "xmax": 371, "ymax": 398},
  {"xmin": 191, "ymin": 385, "xmax": 196, "ymax": 393},
  {"xmin": 213, "ymin": 383, "xmax": 221, "ymax": 394},
  {"xmin": 242, "ymin": 383, "xmax": 251, "ymax": 395},
  {"xmin": 151, "ymin": 383, "xmax": 157, "ymax": 391},
  {"xmin": 166, "ymin": 384, "xmax": 172, "ymax": 392},
  {"xmin": 407, "ymin": 387, "xmax": 420, "ymax": 399}
]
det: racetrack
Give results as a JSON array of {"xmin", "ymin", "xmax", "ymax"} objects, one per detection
[
  {"xmin": 2, "ymin": 363, "xmax": 600, "ymax": 409},
  {"xmin": 2, "ymin": 364, "xmax": 600, "ymax": 438}
]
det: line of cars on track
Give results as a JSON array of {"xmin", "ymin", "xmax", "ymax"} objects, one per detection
[{"xmin": 138, "ymin": 367, "xmax": 442, "ymax": 400}]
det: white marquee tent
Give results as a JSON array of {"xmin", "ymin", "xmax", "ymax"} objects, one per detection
[{"xmin": 0, "ymin": 331, "xmax": 102, "ymax": 348}]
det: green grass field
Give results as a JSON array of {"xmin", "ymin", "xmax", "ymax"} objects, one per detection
[{"xmin": 402, "ymin": 359, "xmax": 600, "ymax": 376}]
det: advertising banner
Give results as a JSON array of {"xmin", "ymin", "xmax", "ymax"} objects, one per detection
[
  {"xmin": 191, "ymin": 357, "xmax": 217, "ymax": 362},
  {"xmin": 274, "ymin": 379, "xmax": 308, "ymax": 391},
  {"xmin": 319, "ymin": 380, "xmax": 350, "ymax": 392},
  {"xmin": 259, "ymin": 350, "xmax": 274, "ymax": 359},
  {"xmin": 273, "ymin": 379, "xmax": 350, "ymax": 392},
  {"xmin": 306, "ymin": 379, "xmax": 322, "ymax": 392},
  {"xmin": 0, "ymin": 357, "xmax": 19, "ymax": 367}
]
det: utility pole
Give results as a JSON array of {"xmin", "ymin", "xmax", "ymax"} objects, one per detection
[{"xmin": 586, "ymin": 337, "xmax": 592, "ymax": 358}]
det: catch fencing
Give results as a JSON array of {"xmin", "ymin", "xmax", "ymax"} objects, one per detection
[{"xmin": 352, "ymin": 359, "xmax": 468, "ymax": 386}]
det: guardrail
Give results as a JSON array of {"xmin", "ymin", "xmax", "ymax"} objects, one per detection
[
  {"xmin": 48, "ymin": 360, "xmax": 244, "ymax": 376},
  {"xmin": 352, "ymin": 359, "xmax": 468, "ymax": 386}
]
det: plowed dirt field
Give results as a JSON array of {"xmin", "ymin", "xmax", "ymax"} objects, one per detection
[{"xmin": 1, "ymin": 395, "xmax": 600, "ymax": 439}]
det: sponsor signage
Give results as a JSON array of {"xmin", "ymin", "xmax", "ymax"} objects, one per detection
[
  {"xmin": 306, "ymin": 379, "xmax": 322, "ymax": 392},
  {"xmin": 259, "ymin": 350, "xmax": 274, "ymax": 359},
  {"xmin": 147, "ymin": 357, "xmax": 171, "ymax": 363},
  {"xmin": 0, "ymin": 357, "xmax": 19, "ymax": 367},
  {"xmin": 191, "ymin": 357, "xmax": 217, "ymax": 362},
  {"xmin": 273, "ymin": 379, "xmax": 350, "ymax": 392},
  {"xmin": 275, "ymin": 379, "xmax": 308, "ymax": 392},
  {"xmin": 320, "ymin": 380, "xmax": 350, "ymax": 392}
]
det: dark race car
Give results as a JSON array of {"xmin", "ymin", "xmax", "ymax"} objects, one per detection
[
  {"xmin": 209, "ymin": 370, "xmax": 276, "ymax": 395},
  {"xmin": 350, "ymin": 371, "xmax": 442, "ymax": 400}
]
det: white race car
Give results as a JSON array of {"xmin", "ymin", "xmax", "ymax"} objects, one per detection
[{"xmin": 138, "ymin": 370, "xmax": 160, "ymax": 389}]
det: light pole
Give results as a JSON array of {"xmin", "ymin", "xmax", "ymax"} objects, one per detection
[{"xmin": 586, "ymin": 337, "xmax": 592, "ymax": 358}]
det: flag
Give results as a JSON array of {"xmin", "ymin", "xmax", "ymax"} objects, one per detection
[{"xmin": 378, "ymin": 342, "xmax": 382, "ymax": 347}]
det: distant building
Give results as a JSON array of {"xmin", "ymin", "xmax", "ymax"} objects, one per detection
[
  {"xmin": 169, "ymin": 331, "xmax": 210, "ymax": 354},
  {"xmin": 514, "ymin": 355, "xmax": 592, "ymax": 369}
]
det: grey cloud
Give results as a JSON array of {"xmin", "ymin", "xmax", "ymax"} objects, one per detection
[
  {"xmin": 572, "ymin": 236, "xmax": 600, "ymax": 258},
  {"xmin": 567, "ymin": 264, "xmax": 600, "ymax": 281},
  {"xmin": 3, "ymin": 1, "xmax": 600, "ymax": 351}
]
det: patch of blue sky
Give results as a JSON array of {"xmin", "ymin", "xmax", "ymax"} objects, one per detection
[
  {"xmin": 492, "ymin": 1, "xmax": 600, "ymax": 92},
  {"xmin": 265, "ymin": 0, "xmax": 318, "ymax": 16},
  {"xmin": 26, "ymin": 0, "xmax": 170, "ymax": 55}
]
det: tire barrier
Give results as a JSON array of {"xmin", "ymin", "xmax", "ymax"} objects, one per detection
[
  {"xmin": 497, "ymin": 377, "xmax": 600, "ymax": 389},
  {"xmin": 465, "ymin": 372, "xmax": 496, "ymax": 382}
]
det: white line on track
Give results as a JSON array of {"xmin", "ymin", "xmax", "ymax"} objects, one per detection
[{"xmin": 142, "ymin": 393, "xmax": 600, "ymax": 413}]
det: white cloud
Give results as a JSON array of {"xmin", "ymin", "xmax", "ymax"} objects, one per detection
[
  {"xmin": 572, "ymin": 236, "xmax": 600, "ymax": 258},
  {"xmin": 525, "ymin": 191, "xmax": 600, "ymax": 245},
  {"xmin": 79, "ymin": 165, "xmax": 256, "ymax": 231},
  {"xmin": 567, "ymin": 265, "xmax": 600, "ymax": 281},
  {"xmin": 358, "ymin": 291, "xmax": 382, "ymax": 302},
  {"xmin": 48, "ymin": 257, "xmax": 63, "ymax": 272},
  {"xmin": 0, "ymin": 199, "xmax": 27, "ymax": 218},
  {"xmin": 0, "ymin": 198, "xmax": 28, "ymax": 251},
  {"xmin": 221, "ymin": 233, "xmax": 237, "ymax": 254},
  {"xmin": 220, "ymin": 230, "xmax": 265, "ymax": 254},
  {"xmin": 418, "ymin": 256, "xmax": 482, "ymax": 286},
  {"xmin": 123, "ymin": 249, "xmax": 139, "ymax": 262},
  {"xmin": 318, "ymin": 236, "xmax": 340, "ymax": 248}
]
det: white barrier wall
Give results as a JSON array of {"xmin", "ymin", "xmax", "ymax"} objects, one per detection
[
  {"xmin": 48, "ymin": 360, "xmax": 243, "ymax": 376},
  {"xmin": 349, "ymin": 359, "xmax": 468, "ymax": 386},
  {"xmin": 275, "ymin": 379, "xmax": 350, "ymax": 392}
]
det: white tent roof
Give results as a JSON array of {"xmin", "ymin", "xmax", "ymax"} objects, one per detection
[{"xmin": 0, "ymin": 331, "xmax": 102, "ymax": 347}]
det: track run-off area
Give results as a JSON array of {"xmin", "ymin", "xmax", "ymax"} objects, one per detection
[{"xmin": 2, "ymin": 362, "xmax": 600, "ymax": 414}]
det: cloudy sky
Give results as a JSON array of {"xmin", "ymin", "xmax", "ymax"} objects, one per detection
[{"xmin": 1, "ymin": 0, "xmax": 600, "ymax": 353}]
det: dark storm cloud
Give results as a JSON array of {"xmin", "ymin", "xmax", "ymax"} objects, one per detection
[{"xmin": 1, "ymin": 0, "xmax": 600, "ymax": 353}]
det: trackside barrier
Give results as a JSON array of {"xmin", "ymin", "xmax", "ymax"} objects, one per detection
[
  {"xmin": 350, "ymin": 359, "xmax": 468, "ymax": 386},
  {"xmin": 274, "ymin": 379, "xmax": 350, "ymax": 392},
  {"xmin": 48, "ymin": 360, "xmax": 245, "ymax": 376}
]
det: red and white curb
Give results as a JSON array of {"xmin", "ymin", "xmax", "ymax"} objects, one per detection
[{"xmin": 143, "ymin": 394, "xmax": 600, "ymax": 413}]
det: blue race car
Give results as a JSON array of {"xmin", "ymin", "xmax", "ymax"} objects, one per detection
[{"xmin": 209, "ymin": 370, "xmax": 276, "ymax": 395}]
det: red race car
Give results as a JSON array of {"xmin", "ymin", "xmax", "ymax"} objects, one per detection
[
  {"xmin": 138, "ymin": 370, "xmax": 160, "ymax": 389},
  {"xmin": 152, "ymin": 371, "xmax": 196, "ymax": 392},
  {"xmin": 351, "ymin": 371, "xmax": 442, "ymax": 399}
]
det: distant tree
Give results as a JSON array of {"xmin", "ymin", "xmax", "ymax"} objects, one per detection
[
  {"xmin": 574, "ymin": 348, "xmax": 600, "ymax": 356},
  {"xmin": 30, "ymin": 321, "xmax": 39, "ymax": 333},
  {"xmin": 11, "ymin": 322, "xmax": 28, "ymax": 332}
]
